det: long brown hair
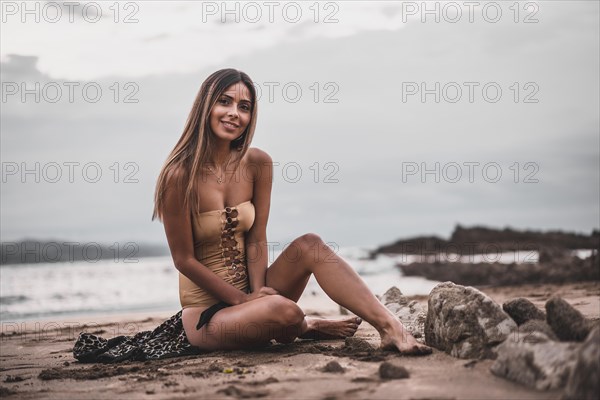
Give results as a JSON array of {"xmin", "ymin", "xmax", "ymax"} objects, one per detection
[{"xmin": 151, "ymin": 68, "xmax": 258, "ymax": 222}]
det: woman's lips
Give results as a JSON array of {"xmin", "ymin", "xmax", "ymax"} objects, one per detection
[{"xmin": 221, "ymin": 121, "xmax": 238, "ymax": 130}]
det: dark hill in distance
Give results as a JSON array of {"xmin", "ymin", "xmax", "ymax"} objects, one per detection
[
  {"xmin": 372, "ymin": 225, "xmax": 600, "ymax": 287},
  {"xmin": 0, "ymin": 239, "xmax": 170, "ymax": 265},
  {"xmin": 370, "ymin": 225, "xmax": 599, "ymax": 258}
]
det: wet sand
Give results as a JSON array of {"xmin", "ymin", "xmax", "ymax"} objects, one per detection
[{"xmin": 1, "ymin": 281, "xmax": 598, "ymax": 399}]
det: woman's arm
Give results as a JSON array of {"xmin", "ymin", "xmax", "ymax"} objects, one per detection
[
  {"xmin": 162, "ymin": 167, "xmax": 247, "ymax": 306},
  {"xmin": 246, "ymin": 148, "xmax": 274, "ymax": 293}
]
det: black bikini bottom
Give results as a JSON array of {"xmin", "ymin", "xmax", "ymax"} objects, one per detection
[{"xmin": 196, "ymin": 300, "xmax": 232, "ymax": 330}]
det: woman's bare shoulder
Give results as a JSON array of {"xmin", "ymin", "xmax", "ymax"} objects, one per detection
[
  {"xmin": 247, "ymin": 146, "xmax": 273, "ymax": 165},
  {"xmin": 246, "ymin": 147, "xmax": 273, "ymax": 185}
]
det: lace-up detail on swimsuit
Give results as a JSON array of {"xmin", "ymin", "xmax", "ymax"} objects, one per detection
[
  {"xmin": 221, "ymin": 206, "xmax": 247, "ymax": 284},
  {"xmin": 179, "ymin": 200, "xmax": 255, "ymax": 309}
]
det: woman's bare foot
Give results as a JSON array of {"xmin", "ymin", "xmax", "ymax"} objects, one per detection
[
  {"xmin": 299, "ymin": 316, "xmax": 362, "ymax": 340},
  {"xmin": 379, "ymin": 322, "xmax": 432, "ymax": 356}
]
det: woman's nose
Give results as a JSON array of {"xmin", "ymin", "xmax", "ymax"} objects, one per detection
[{"xmin": 227, "ymin": 106, "xmax": 238, "ymax": 117}]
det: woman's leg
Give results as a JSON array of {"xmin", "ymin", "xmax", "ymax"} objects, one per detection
[
  {"xmin": 183, "ymin": 295, "xmax": 306, "ymax": 350},
  {"xmin": 266, "ymin": 233, "xmax": 431, "ymax": 354},
  {"xmin": 182, "ymin": 231, "xmax": 364, "ymax": 350}
]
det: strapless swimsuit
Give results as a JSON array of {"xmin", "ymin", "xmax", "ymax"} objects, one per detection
[{"xmin": 179, "ymin": 200, "xmax": 256, "ymax": 329}]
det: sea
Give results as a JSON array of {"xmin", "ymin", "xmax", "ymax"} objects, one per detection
[{"xmin": 1, "ymin": 246, "xmax": 593, "ymax": 322}]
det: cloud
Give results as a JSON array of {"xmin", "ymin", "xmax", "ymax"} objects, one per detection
[
  {"xmin": 0, "ymin": 1, "xmax": 414, "ymax": 80},
  {"xmin": 0, "ymin": 54, "xmax": 44, "ymax": 81},
  {"xmin": 1, "ymin": 2, "xmax": 598, "ymax": 247}
]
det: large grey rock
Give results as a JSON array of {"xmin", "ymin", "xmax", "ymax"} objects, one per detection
[
  {"xmin": 564, "ymin": 326, "xmax": 600, "ymax": 400},
  {"xmin": 381, "ymin": 286, "xmax": 426, "ymax": 339},
  {"xmin": 425, "ymin": 282, "xmax": 517, "ymax": 359},
  {"xmin": 503, "ymin": 298, "xmax": 546, "ymax": 325},
  {"xmin": 491, "ymin": 333, "xmax": 580, "ymax": 390},
  {"xmin": 546, "ymin": 297, "xmax": 592, "ymax": 341}
]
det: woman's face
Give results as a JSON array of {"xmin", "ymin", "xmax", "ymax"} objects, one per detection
[{"xmin": 209, "ymin": 82, "xmax": 252, "ymax": 143}]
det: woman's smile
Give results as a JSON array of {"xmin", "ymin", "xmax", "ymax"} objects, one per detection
[{"xmin": 221, "ymin": 120, "xmax": 239, "ymax": 130}]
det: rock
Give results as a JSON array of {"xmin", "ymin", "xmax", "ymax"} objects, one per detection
[
  {"xmin": 502, "ymin": 298, "xmax": 545, "ymax": 325},
  {"xmin": 381, "ymin": 286, "xmax": 427, "ymax": 340},
  {"xmin": 538, "ymin": 247, "xmax": 570, "ymax": 263},
  {"xmin": 546, "ymin": 297, "xmax": 592, "ymax": 341},
  {"xmin": 381, "ymin": 286, "xmax": 408, "ymax": 306},
  {"xmin": 517, "ymin": 320, "xmax": 558, "ymax": 342},
  {"xmin": 425, "ymin": 282, "xmax": 517, "ymax": 359},
  {"xmin": 490, "ymin": 333, "xmax": 580, "ymax": 390},
  {"xmin": 321, "ymin": 360, "xmax": 344, "ymax": 373},
  {"xmin": 344, "ymin": 337, "xmax": 375, "ymax": 352},
  {"xmin": 379, "ymin": 361, "xmax": 410, "ymax": 380},
  {"xmin": 564, "ymin": 326, "xmax": 600, "ymax": 400}
]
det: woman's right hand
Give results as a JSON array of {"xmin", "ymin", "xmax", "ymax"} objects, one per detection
[{"xmin": 242, "ymin": 286, "xmax": 279, "ymax": 303}]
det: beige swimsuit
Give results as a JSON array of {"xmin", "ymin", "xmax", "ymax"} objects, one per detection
[{"xmin": 179, "ymin": 200, "xmax": 255, "ymax": 309}]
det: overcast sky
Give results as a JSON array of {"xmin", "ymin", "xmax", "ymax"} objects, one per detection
[{"xmin": 1, "ymin": 1, "xmax": 598, "ymax": 249}]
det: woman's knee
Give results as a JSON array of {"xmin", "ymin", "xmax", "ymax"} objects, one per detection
[
  {"xmin": 290, "ymin": 233, "xmax": 325, "ymax": 262},
  {"xmin": 267, "ymin": 295, "xmax": 305, "ymax": 326},
  {"xmin": 263, "ymin": 295, "xmax": 304, "ymax": 343}
]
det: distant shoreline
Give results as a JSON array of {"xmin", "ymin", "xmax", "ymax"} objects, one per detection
[{"xmin": 0, "ymin": 240, "xmax": 170, "ymax": 265}]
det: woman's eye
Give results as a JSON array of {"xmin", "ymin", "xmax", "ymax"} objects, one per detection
[
  {"xmin": 241, "ymin": 104, "xmax": 250, "ymax": 111},
  {"xmin": 219, "ymin": 98, "xmax": 228, "ymax": 104}
]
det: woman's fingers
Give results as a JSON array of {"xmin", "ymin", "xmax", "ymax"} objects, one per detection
[
  {"xmin": 249, "ymin": 287, "xmax": 278, "ymax": 300},
  {"xmin": 262, "ymin": 287, "xmax": 279, "ymax": 295}
]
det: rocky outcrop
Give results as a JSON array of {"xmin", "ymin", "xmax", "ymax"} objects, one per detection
[
  {"xmin": 383, "ymin": 281, "xmax": 597, "ymax": 394},
  {"xmin": 564, "ymin": 326, "xmax": 600, "ymax": 400},
  {"xmin": 425, "ymin": 282, "xmax": 517, "ymax": 359},
  {"xmin": 546, "ymin": 297, "xmax": 594, "ymax": 342},
  {"xmin": 502, "ymin": 298, "xmax": 545, "ymax": 325},
  {"xmin": 490, "ymin": 332, "xmax": 580, "ymax": 390},
  {"xmin": 449, "ymin": 226, "xmax": 598, "ymax": 252},
  {"xmin": 381, "ymin": 287, "xmax": 427, "ymax": 339},
  {"xmin": 490, "ymin": 297, "xmax": 598, "ymax": 392},
  {"xmin": 398, "ymin": 252, "xmax": 599, "ymax": 286},
  {"xmin": 370, "ymin": 225, "xmax": 599, "ymax": 258}
]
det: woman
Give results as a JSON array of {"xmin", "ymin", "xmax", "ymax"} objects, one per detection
[{"xmin": 151, "ymin": 68, "xmax": 432, "ymax": 355}]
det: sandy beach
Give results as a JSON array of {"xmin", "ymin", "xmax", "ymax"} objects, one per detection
[{"xmin": 1, "ymin": 281, "xmax": 598, "ymax": 400}]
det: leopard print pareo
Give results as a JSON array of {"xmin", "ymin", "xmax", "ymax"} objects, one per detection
[{"xmin": 72, "ymin": 310, "xmax": 201, "ymax": 363}]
